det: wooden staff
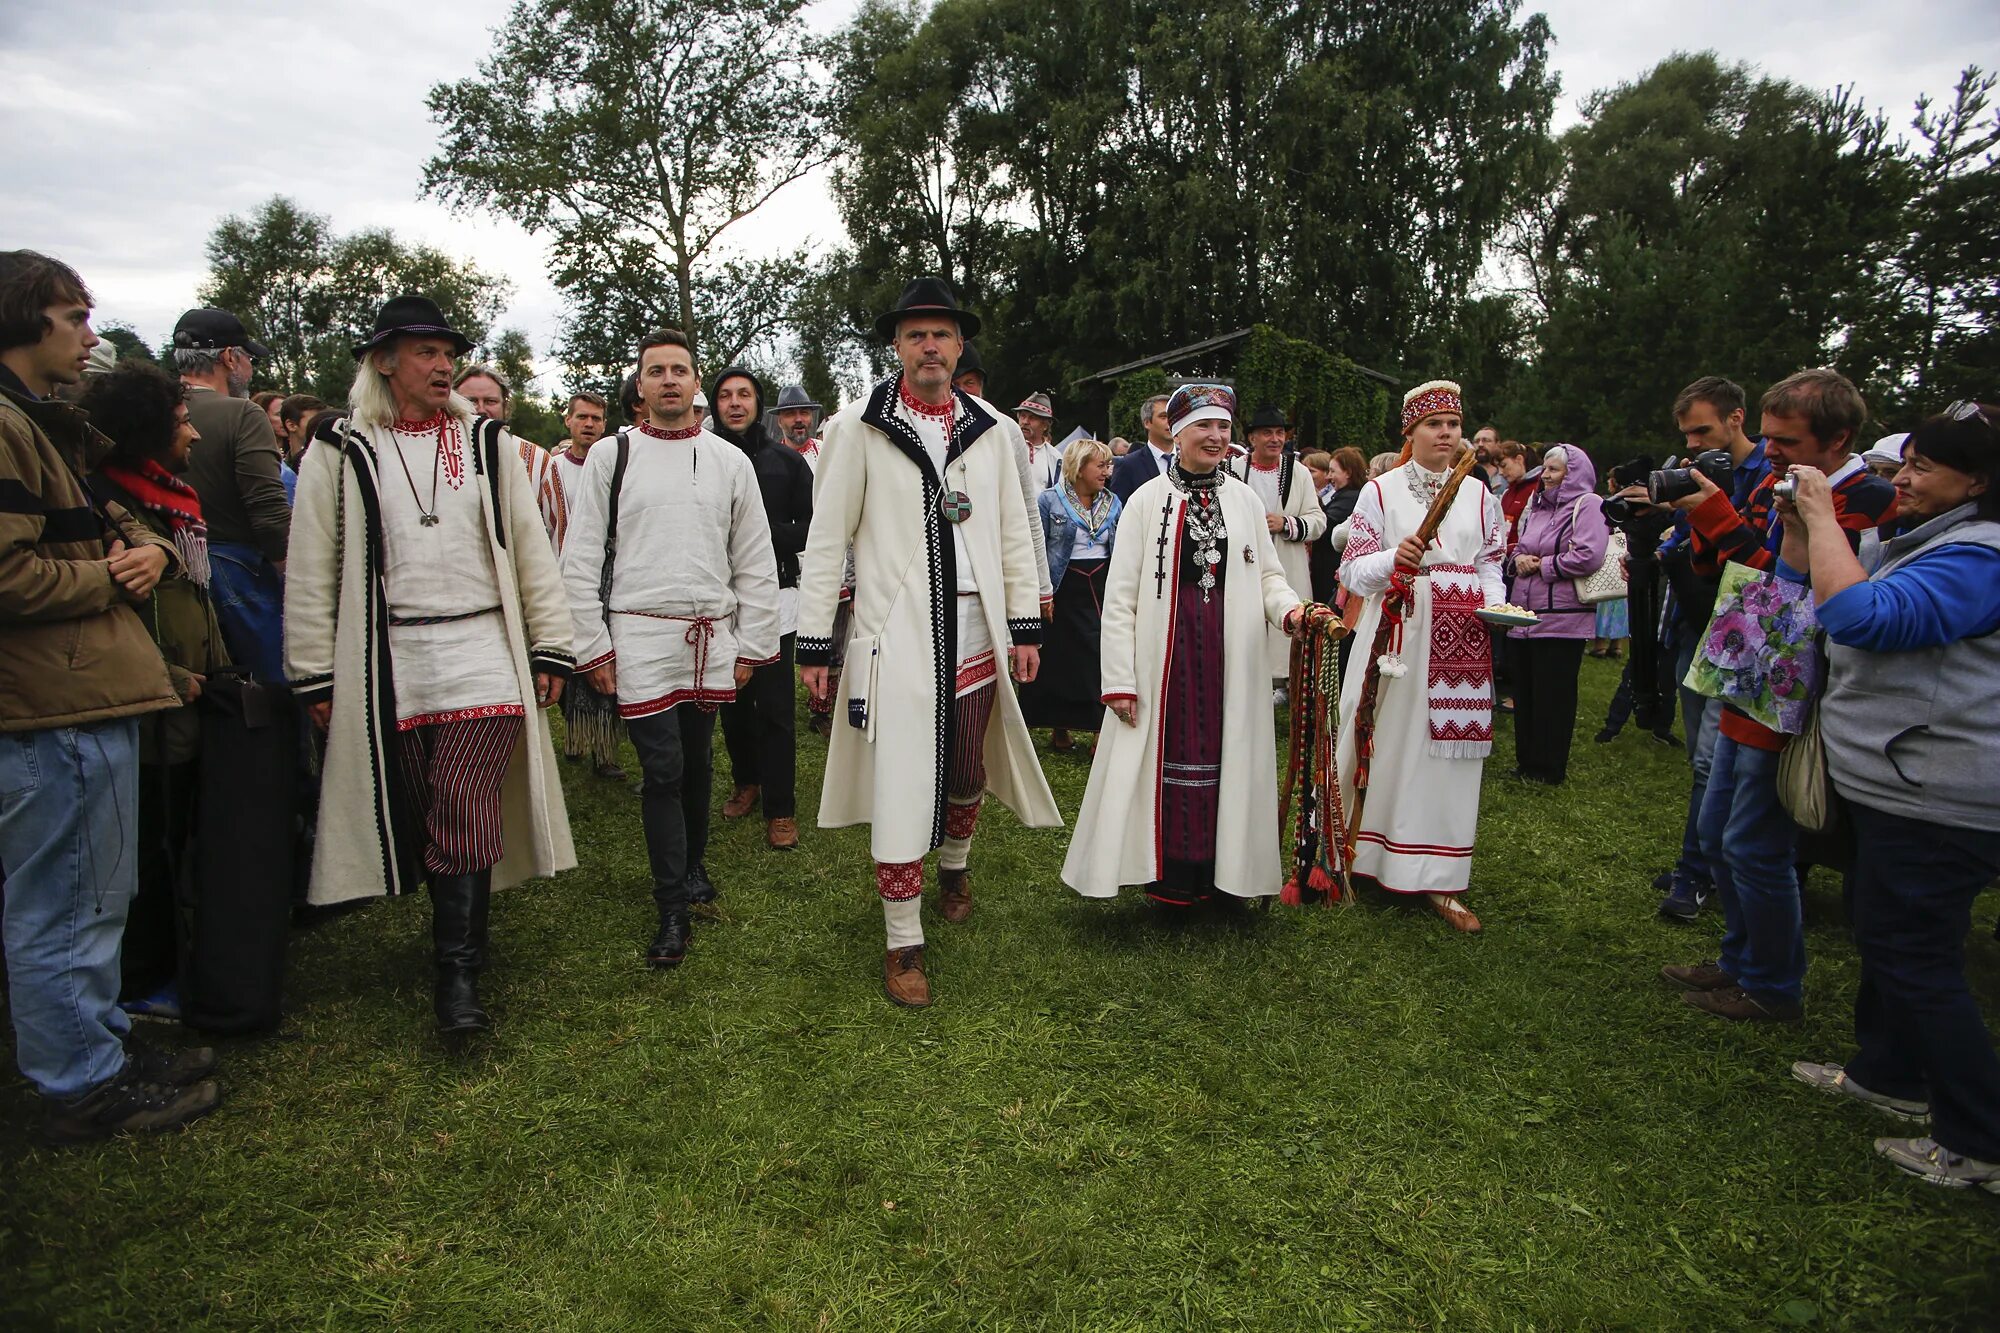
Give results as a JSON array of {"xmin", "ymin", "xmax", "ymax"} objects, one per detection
[{"xmin": 1342, "ymin": 445, "xmax": 1479, "ymax": 867}]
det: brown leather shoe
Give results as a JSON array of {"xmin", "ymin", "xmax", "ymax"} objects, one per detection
[
  {"xmin": 938, "ymin": 867, "xmax": 972, "ymax": 923},
  {"xmin": 1683, "ymin": 986, "xmax": 1804, "ymax": 1023},
  {"xmin": 884, "ymin": 946, "xmax": 931, "ymax": 1007},
  {"xmin": 1660, "ymin": 961, "xmax": 1736, "ymax": 991},
  {"xmin": 766, "ymin": 817, "xmax": 799, "ymax": 850},
  {"xmin": 1429, "ymin": 894, "xmax": 1481, "ymax": 933},
  {"xmin": 722, "ymin": 785, "xmax": 759, "ymax": 818}
]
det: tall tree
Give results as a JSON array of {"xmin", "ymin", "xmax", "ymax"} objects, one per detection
[
  {"xmin": 424, "ymin": 0, "xmax": 833, "ymax": 387},
  {"xmin": 198, "ymin": 196, "xmax": 509, "ymax": 402},
  {"xmin": 1501, "ymin": 54, "xmax": 1907, "ymax": 443}
]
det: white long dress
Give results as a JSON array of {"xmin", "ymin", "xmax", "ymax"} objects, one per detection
[{"xmin": 1333, "ymin": 464, "xmax": 1504, "ymax": 895}]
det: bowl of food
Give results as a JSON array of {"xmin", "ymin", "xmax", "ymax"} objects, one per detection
[{"xmin": 1476, "ymin": 603, "xmax": 1540, "ymax": 628}]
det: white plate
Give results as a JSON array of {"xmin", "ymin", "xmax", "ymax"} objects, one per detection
[{"xmin": 1476, "ymin": 608, "xmax": 1539, "ymax": 628}]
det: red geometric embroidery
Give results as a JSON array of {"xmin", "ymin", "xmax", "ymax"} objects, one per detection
[
  {"xmin": 875, "ymin": 860, "xmax": 924, "ymax": 901},
  {"xmin": 945, "ymin": 796, "xmax": 982, "ymax": 840},
  {"xmin": 1428, "ymin": 607, "xmax": 1492, "ymax": 689}
]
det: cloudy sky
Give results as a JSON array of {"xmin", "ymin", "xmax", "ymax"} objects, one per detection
[{"xmin": 4, "ymin": 0, "xmax": 1992, "ymax": 392}]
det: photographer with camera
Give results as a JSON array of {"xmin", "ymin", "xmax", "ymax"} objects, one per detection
[
  {"xmin": 1778, "ymin": 403, "xmax": 2000, "ymax": 1192},
  {"xmin": 1651, "ymin": 379, "xmax": 1770, "ymax": 920},
  {"xmin": 1660, "ymin": 369, "xmax": 1895, "ymax": 1024},
  {"xmin": 1594, "ymin": 456, "xmax": 1676, "ymax": 745}
]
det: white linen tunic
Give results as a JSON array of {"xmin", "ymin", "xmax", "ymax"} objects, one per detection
[
  {"xmin": 1333, "ymin": 466, "xmax": 1504, "ymax": 895},
  {"xmin": 1232, "ymin": 455, "xmax": 1328, "ymax": 677},
  {"xmin": 378, "ymin": 419, "xmax": 522, "ymax": 728},
  {"xmin": 560, "ymin": 425, "xmax": 780, "ymax": 719}
]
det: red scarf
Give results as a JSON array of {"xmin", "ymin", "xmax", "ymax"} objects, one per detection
[{"xmin": 100, "ymin": 456, "xmax": 210, "ymax": 588}]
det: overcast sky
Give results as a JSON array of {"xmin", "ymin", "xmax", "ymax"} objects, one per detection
[{"xmin": 3, "ymin": 0, "xmax": 1992, "ymax": 393}]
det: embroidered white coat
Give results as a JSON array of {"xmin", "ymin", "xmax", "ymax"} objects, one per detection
[
  {"xmin": 285, "ymin": 408, "xmax": 578, "ymax": 906},
  {"xmin": 796, "ymin": 378, "xmax": 1061, "ymax": 864},
  {"xmin": 1230, "ymin": 454, "xmax": 1329, "ymax": 676},
  {"xmin": 1061, "ymin": 471, "xmax": 1303, "ymax": 898}
]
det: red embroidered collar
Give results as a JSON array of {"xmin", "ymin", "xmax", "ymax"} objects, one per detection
[
  {"xmin": 1248, "ymin": 457, "xmax": 1281, "ymax": 473},
  {"xmin": 898, "ymin": 379, "xmax": 955, "ymax": 422},
  {"xmin": 636, "ymin": 420, "xmax": 701, "ymax": 440},
  {"xmin": 393, "ymin": 412, "xmax": 449, "ymax": 435}
]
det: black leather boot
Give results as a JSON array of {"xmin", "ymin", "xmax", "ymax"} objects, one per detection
[
  {"xmin": 432, "ymin": 872, "xmax": 493, "ymax": 1035},
  {"xmin": 687, "ymin": 859, "xmax": 718, "ymax": 906},
  {"xmin": 647, "ymin": 904, "xmax": 692, "ymax": 968}
]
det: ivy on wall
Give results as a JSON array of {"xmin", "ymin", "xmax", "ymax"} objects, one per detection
[
  {"xmin": 1234, "ymin": 325, "xmax": 1394, "ymax": 455},
  {"xmin": 1106, "ymin": 368, "xmax": 1174, "ymax": 445}
]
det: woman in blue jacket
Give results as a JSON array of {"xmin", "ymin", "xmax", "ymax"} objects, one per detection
[
  {"xmin": 1779, "ymin": 403, "xmax": 2000, "ymax": 1195},
  {"xmin": 1022, "ymin": 438, "xmax": 1121, "ymax": 751}
]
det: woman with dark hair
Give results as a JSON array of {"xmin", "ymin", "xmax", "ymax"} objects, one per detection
[
  {"xmin": 1783, "ymin": 403, "xmax": 2000, "ymax": 1195},
  {"xmin": 80, "ymin": 361, "xmax": 232, "ymax": 1019}
]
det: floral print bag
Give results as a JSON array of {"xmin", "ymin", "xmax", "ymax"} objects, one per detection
[{"xmin": 1683, "ymin": 561, "xmax": 1822, "ymax": 735}]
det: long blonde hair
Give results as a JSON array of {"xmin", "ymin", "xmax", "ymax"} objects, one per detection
[{"xmin": 348, "ymin": 344, "xmax": 474, "ymax": 429}]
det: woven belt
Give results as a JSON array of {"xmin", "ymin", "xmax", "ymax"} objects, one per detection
[{"xmin": 388, "ymin": 606, "xmax": 500, "ymax": 627}]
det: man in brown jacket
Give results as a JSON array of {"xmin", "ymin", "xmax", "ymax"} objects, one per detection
[{"xmin": 0, "ymin": 251, "xmax": 221, "ymax": 1144}]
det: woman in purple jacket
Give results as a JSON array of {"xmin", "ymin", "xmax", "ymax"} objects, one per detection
[{"xmin": 1506, "ymin": 444, "xmax": 1610, "ymax": 783}]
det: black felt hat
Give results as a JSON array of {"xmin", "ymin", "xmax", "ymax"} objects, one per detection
[
  {"xmin": 1248, "ymin": 403, "xmax": 1290, "ymax": 431},
  {"xmin": 351, "ymin": 294, "xmax": 475, "ymax": 361},
  {"xmin": 955, "ymin": 341, "xmax": 986, "ymax": 379},
  {"xmin": 873, "ymin": 276, "xmax": 981, "ymax": 342}
]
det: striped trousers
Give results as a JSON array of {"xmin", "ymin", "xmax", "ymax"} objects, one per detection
[{"xmin": 395, "ymin": 716, "xmax": 523, "ymax": 876}]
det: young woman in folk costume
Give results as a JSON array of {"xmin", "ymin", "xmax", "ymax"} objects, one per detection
[{"xmin": 1334, "ymin": 381, "xmax": 1506, "ymax": 933}]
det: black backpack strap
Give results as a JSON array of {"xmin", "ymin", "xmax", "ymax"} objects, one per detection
[{"xmin": 597, "ymin": 429, "xmax": 631, "ymax": 628}]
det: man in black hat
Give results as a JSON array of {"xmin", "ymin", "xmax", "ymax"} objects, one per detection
[
  {"xmin": 952, "ymin": 342, "xmax": 987, "ymax": 401},
  {"xmin": 284, "ymin": 294, "xmax": 577, "ymax": 1040},
  {"xmin": 796, "ymin": 277, "xmax": 1060, "ymax": 1008},
  {"xmin": 1230, "ymin": 403, "xmax": 1326, "ymax": 690},
  {"xmin": 173, "ymin": 307, "xmax": 291, "ymax": 683},
  {"xmin": 711, "ymin": 365, "xmax": 814, "ymax": 851}
]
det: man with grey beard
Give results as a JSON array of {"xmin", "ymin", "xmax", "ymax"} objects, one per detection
[{"xmin": 172, "ymin": 306, "xmax": 290, "ymax": 682}]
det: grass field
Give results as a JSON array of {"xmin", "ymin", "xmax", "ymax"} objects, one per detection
[{"xmin": 4, "ymin": 657, "xmax": 1998, "ymax": 1330}]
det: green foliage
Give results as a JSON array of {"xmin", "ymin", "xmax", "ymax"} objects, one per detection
[
  {"xmin": 1234, "ymin": 324, "xmax": 1395, "ymax": 453},
  {"xmin": 197, "ymin": 196, "xmax": 509, "ymax": 404},
  {"xmin": 1106, "ymin": 368, "xmax": 1172, "ymax": 445},
  {"xmin": 5, "ymin": 667, "xmax": 1999, "ymax": 1326},
  {"xmin": 830, "ymin": 0, "xmax": 1557, "ymax": 402},
  {"xmin": 95, "ymin": 323, "xmax": 155, "ymax": 366},
  {"xmin": 424, "ymin": 0, "xmax": 832, "ymax": 391}
]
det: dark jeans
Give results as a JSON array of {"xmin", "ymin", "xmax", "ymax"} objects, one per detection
[
  {"xmin": 1842, "ymin": 803, "xmax": 2000, "ymax": 1161},
  {"xmin": 1512, "ymin": 637, "xmax": 1586, "ymax": 782},
  {"xmin": 1669, "ymin": 630, "xmax": 1717, "ymax": 895},
  {"xmin": 719, "ymin": 632, "xmax": 796, "ymax": 819},
  {"xmin": 628, "ymin": 705, "xmax": 716, "ymax": 912},
  {"xmin": 1699, "ymin": 732, "xmax": 1802, "ymax": 1004},
  {"xmin": 121, "ymin": 760, "xmax": 197, "ymax": 1001}
]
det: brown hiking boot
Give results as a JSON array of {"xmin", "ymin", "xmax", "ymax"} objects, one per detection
[
  {"xmin": 766, "ymin": 817, "xmax": 799, "ymax": 850},
  {"xmin": 1684, "ymin": 986, "xmax": 1804, "ymax": 1024},
  {"xmin": 938, "ymin": 867, "xmax": 973, "ymax": 923},
  {"xmin": 884, "ymin": 946, "xmax": 931, "ymax": 1007},
  {"xmin": 722, "ymin": 785, "xmax": 760, "ymax": 818},
  {"xmin": 41, "ymin": 1071, "xmax": 221, "ymax": 1147},
  {"xmin": 1660, "ymin": 960, "xmax": 1736, "ymax": 991}
]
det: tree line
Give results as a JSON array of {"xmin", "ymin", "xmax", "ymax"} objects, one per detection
[{"xmin": 168, "ymin": 0, "xmax": 1994, "ymax": 450}]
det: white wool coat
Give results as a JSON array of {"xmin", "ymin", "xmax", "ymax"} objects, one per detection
[
  {"xmin": 285, "ymin": 412, "xmax": 577, "ymax": 905},
  {"xmin": 1061, "ymin": 471, "xmax": 1303, "ymax": 898},
  {"xmin": 796, "ymin": 377, "xmax": 1061, "ymax": 863}
]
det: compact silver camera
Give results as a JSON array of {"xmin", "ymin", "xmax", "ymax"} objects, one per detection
[{"xmin": 1772, "ymin": 475, "xmax": 1798, "ymax": 504}]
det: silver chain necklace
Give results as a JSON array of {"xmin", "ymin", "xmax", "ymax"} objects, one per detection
[{"xmin": 1403, "ymin": 460, "xmax": 1447, "ymax": 509}]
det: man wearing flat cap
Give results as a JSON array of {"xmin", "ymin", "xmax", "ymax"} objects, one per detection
[
  {"xmin": 796, "ymin": 276, "xmax": 1060, "ymax": 1008},
  {"xmin": 173, "ymin": 307, "xmax": 291, "ymax": 682},
  {"xmin": 285, "ymin": 295, "xmax": 577, "ymax": 1039}
]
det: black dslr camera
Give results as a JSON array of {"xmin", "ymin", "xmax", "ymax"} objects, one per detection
[{"xmin": 1648, "ymin": 449, "xmax": 1734, "ymax": 505}]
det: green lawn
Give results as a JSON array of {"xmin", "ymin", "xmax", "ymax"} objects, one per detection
[{"xmin": 4, "ymin": 657, "xmax": 1998, "ymax": 1330}]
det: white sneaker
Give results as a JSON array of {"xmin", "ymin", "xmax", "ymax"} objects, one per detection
[
  {"xmin": 1791, "ymin": 1061, "xmax": 1930, "ymax": 1123},
  {"xmin": 1874, "ymin": 1136, "xmax": 2000, "ymax": 1193}
]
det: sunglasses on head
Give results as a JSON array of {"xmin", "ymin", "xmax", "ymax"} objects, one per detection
[{"xmin": 1941, "ymin": 400, "xmax": 1996, "ymax": 427}]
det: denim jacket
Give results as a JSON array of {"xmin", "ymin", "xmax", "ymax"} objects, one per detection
[{"xmin": 1038, "ymin": 486, "xmax": 1121, "ymax": 589}]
